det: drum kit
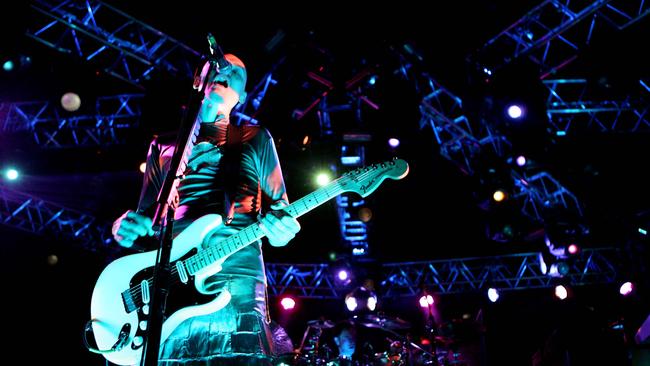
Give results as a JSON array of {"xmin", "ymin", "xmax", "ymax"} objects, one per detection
[{"xmin": 274, "ymin": 313, "xmax": 472, "ymax": 366}]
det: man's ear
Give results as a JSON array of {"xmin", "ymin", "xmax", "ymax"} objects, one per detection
[{"xmin": 239, "ymin": 91, "xmax": 247, "ymax": 105}]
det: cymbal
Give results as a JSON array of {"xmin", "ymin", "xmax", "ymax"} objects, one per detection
[
  {"xmin": 307, "ymin": 319, "xmax": 335, "ymax": 329},
  {"xmin": 357, "ymin": 314, "xmax": 411, "ymax": 330}
]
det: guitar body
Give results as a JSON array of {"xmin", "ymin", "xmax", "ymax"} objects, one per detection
[
  {"xmin": 89, "ymin": 158, "xmax": 410, "ymax": 366},
  {"xmin": 90, "ymin": 214, "xmax": 228, "ymax": 366}
]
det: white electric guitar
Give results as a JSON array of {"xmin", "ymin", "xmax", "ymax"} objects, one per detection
[{"xmin": 88, "ymin": 158, "xmax": 409, "ymax": 365}]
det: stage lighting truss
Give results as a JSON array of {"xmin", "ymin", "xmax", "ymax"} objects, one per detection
[
  {"xmin": 0, "ymin": 94, "xmax": 144, "ymax": 147},
  {"xmin": 471, "ymin": 0, "xmax": 650, "ymax": 79},
  {"xmin": 544, "ymin": 79, "xmax": 650, "ymax": 134},
  {"xmin": 27, "ymin": 0, "xmax": 200, "ymax": 88}
]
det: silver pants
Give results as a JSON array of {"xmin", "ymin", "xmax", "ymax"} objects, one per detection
[{"xmin": 158, "ymin": 275, "xmax": 274, "ymax": 365}]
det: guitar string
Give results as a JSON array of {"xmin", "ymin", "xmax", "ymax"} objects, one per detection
[{"xmin": 125, "ymin": 162, "xmax": 400, "ymax": 304}]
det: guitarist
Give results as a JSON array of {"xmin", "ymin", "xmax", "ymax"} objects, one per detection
[{"xmin": 111, "ymin": 53, "xmax": 301, "ymax": 365}]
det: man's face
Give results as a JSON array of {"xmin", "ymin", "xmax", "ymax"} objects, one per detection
[{"xmin": 204, "ymin": 64, "xmax": 247, "ymax": 109}]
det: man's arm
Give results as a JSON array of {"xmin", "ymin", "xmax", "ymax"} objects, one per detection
[{"xmin": 255, "ymin": 129, "xmax": 300, "ymax": 247}]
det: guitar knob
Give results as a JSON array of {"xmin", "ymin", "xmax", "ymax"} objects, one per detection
[
  {"xmin": 142, "ymin": 305, "xmax": 149, "ymax": 315},
  {"xmin": 133, "ymin": 336, "xmax": 143, "ymax": 347},
  {"xmin": 139, "ymin": 320, "xmax": 148, "ymax": 330}
]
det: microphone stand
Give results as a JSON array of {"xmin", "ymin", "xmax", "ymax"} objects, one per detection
[{"xmin": 139, "ymin": 34, "xmax": 225, "ymax": 366}]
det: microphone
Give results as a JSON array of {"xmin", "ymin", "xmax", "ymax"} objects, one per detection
[{"xmin": 207, "ymin": 33, "xmax": 230, "ymax": 71}]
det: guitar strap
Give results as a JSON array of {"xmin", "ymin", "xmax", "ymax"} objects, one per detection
[{"xmin": 222, "ymin": 122, "xmax": 243, "ymax": 225}]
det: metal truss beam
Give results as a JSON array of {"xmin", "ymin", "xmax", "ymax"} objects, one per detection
[
  {"xmin": 512, "ymin": 171, "xmax": 583, "ymax": 221},
  {"xmin": 380, "ymin": 247, "xmax": 620, "ymax": 297},
  {"xmin": 414, "ymin": 72, "xmax": 581, "ymax": 219},
  {"xmin": 419, "ymin": 77, "xmax": 510, "ymax": 176},
  {"xmin": 27, "ymin": 0, "xmax": 200, "ymax": 88},
  {"xmin": 545, "ymin": 79, "xmax": 650, "ymax": 134},
  {"xmin": 0, "ymin": 186, "xmax": 113, "ymax": 251},
  {"xmin": 266, "ymin": 263, "xmax": 350, "ymax": 299},
  {"xmin": 0, "ymin": 94, "xmax": 143, "ymax": 147},
  {"xmin": 474, "ymin": 0, "xmax": 650, "ymax": 79},
  {"xmin": 265, "ymin": 248, "xmax": 621, "ymax": 299}
]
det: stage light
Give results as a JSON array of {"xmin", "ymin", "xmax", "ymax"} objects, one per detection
[
  {"xmin": 419, "ymin": 295, "xmax": 434, "ymax": 308},
  {"xmin": 516, "ymin": 155, "xmax": 527, "ymax": 167},
  {"xmin": 139, "ymin": 162, "xmax": 147, "ymax": 173},
  {"xmin": 492, "ymin": 190, "xmax": 506, "ymax": 202},
  {"xmin": 352, "ymin": 247, "xmax": 366, "ymax": 255},
  {"xmin": 620, "ymin": 282, "xmax": 634, "ymax": 296},
  {"xmin": 61, "ymin": 92, "xmax": 81, "ymax": 112},
  {"xmin": 345, "ymin": 296, "xmax": 358, "ymax": 311},
  {"xmin": 548, "ymin": 262, "xmax": 570, "ymax": 277},
  {"xmin": 639, "ymin": 228, "xmax": 647, "ymax": 236},
  {"xmin": 388, "ymin": 138, "xmax": 400, "ymax": 148},
  {"xmin": 506, "ymin": 104, "xmax": 524, "ymax": 119},
  {"xmin": 338, "ymin": 270, "xmax": 349, "ymax": 282},
  {"xmin": 487, "ymin": 288, "xmax": 500, "ymax": 303},
  {"xmin": 483, "ymin": 67, "xmax": 492, "ymax": 76},
  {"xmin": 5, "ymin": 168, "xmax": 19, "ymax": 180},
  {"xmin": 2, "ymin": 60, "xmax": 14, "ymax": 72},
  {"xmin": 567, "ymin": 244, "xmax": 579, "ymax": 255},
  {"xmin": 302, "ymin": 135, "xmax": 311, "ymax": 146},
  {"xmin": 280, "ymin": 296, "xmax": 296, "ymax": 310},
  {"xmin": 328, "ymin": 251, "xmax": 338, "ymax": 261},
  {"xmin": 358, "ymin": 207, "xmax": 372, "ymax": 223},
  {"xmin": 368, "ymin": 75, "xmax": 377, "ymax": 85},
  {"xmin": 367, "ymin": 295, "xmax": 377, "ymax": 311},
  {"xmin": 345, "ymin": 286, "xmax": 376, "ymax": 312},
  {"xmin": 554, "ymin": 285, "xmax": 568, "ymax": 300},
  {"xmin": 315, "ymin": 172, "xmax": 331, "ymax": 187},
  {"xmin": 47, "ymin": 254, "xmax": 59, "ymax": 266}
]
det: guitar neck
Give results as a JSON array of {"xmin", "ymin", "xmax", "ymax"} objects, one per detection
[{"xmin": 183, "ymin": 177, "xmax": 347, "ymax": 275}]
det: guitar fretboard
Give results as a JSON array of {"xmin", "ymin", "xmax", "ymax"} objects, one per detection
[{"xmin": 182, "ymin": 177, "xmax": 348, "ymax": 274}]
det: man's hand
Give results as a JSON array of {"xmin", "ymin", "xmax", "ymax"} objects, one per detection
[
  {"xmin": 112, "ymin": 210, "xmax": 155, "ymax": 248},
  {"xmin": 259, "ymin": 202, "xmax": 301, "ymax": 247}
]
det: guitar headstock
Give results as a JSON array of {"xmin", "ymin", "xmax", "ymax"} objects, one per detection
[{"xmin": 338, "ymin": 158, "xmax": 409, "ymax": 197}]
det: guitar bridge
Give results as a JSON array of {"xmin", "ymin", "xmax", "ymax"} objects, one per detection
[{"xmin": 122, "ymin": 290, "xmax": 137, "ymax": 313}]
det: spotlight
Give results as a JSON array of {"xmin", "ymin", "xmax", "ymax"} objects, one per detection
[
  {"xmin": 567, "ymin": 244, "xmax": 579, "ymax": 255},
  {"xmin": 367, "ymin": 295, "xmax": 377, "ymax": 311},
  {"xmin": 280, "ymin": 296, "xmax": 296, "ymax": 310},
  {"xmin": 61, "ymin": 92, "xmax": 81, "ymax": 112},
  {"xmin": 345, "ymin": 286, "xmax": 377, "ymax": 312},
  {"xmin": 315, "ymin": 172, "xmax": 331, "ymax": 187},
  {"xmin": 620, "ymin": 282, "xmax": 634, "ymax": 296},
  {"xmin": 515, "ymin": 155, "xmax": 527, "ymax": 167},
  {"xmin": 338, "ymin": 270, "xmax": 349, "ymax": 282},
  {"xmin": 2, "ymin": 60, "xmax": 14, "ymax": 72},
  {"xmin": 139, "ymin": 162, "xmax": 147, "ymax": 173},
  {"xmin": 368, "ymin": 75, "xmax": 377, "ymax": 85},
  {"xmin": 333, "ymin": 260, "xmax": 353, "ymax": 285},
  {"xmin": 554, "ymin": 285, "xmax": 568, "ymax": 300},
  {"xmin": 345, "ymin": 296, "xmax": 358, "ymax": 311},
  {"xmin": 419, "ymin": 295, "xmax": 434, "ymax": 308},
  {"xmin": 506, "ymin": 104, "xmax": 525, "ymax": 120},
  {"xmin": 302, "ymin": 135, "xmax": 311, "ymax": 146},
  {"xmin": 492, "ymin": 190, "xmax": 507, "ymax": 202},
  {"xmin": 548, "ymin": 262, "xmax": 570, "ymax": 277},
  {"xmin": 388, "ymin": 138, "xmax": 400, "ymax": 148},
  {"xmin": 5, "ymin": 168, "xmax": 19, "ymax": 181},
  {"xmin": 487, "ymin": 288, "xmax": 500, "ymax": 303}
]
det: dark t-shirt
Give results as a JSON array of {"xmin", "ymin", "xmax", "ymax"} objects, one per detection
[{"xmin": 136, "ymin": 120, "xmax": 289, "ymax": 284}]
